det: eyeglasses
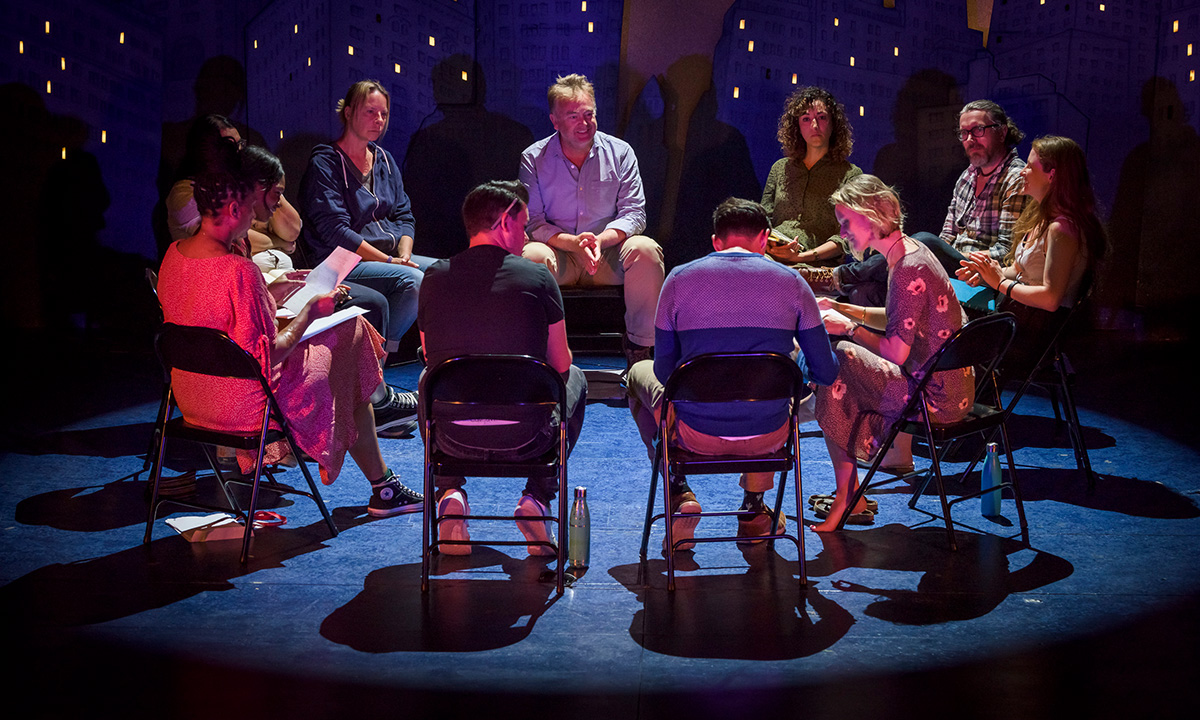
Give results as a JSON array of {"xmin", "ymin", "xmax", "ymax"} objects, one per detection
[
  {"xmin": 954, "ymin": 123, "xmax": 1001, "ymax": 142},
  {"xmin": 489, "ymin": 197, "xmax": 519, "ymax": 230}
]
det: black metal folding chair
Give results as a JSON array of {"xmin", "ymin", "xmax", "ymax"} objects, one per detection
[
  {"xmin": 835, "ymin": 313, "xmax": 1025, "ymax": 550},
  {"xmin": 144, "ymin": 323, "xmax": 338, "ymax": 563},
  {"xmin": 1001, "ymin": 277, "xmax": 1097, "ymax": 491},
  {"xmin": 640, "ymin": 352, "xmax": 810, "ymax": 592},
  {"xmin": 420, "ymin": 355, "xmax": 571, "ymax": 595}
]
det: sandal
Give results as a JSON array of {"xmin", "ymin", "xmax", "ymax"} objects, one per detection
[
  {"xmin": 811, "ymin": 499, "xmax": 875, "ymax": 525},
  {"xmin": 854, "ymin": 458, "xmax": 915, "ymax": 475},
  {"xmin": 808, "ymin": 494, "xmax": 878, "ymax": 513}
]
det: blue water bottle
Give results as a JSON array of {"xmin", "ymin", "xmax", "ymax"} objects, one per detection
[{"xmin": 981, "ymin": 442, "xmax": 1002, "ymax": 516}]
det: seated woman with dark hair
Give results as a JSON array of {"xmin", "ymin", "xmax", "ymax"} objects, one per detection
[
  {"xmin": 761, "ymin": 86, "xmax": 862, "ymax": 268},
  {"xmin": 167, "ymin": 117, "xmax": 298, "ymax": 275},
  {"xmin": 156, "ymin": 146, "xmax": 423, "ymax": 517},
  {"xmin": 811, "ymin": 175, "xmax": 973, "ymax": 532},
  {"xmin": 956, "ymin": 135, "xmax": 1107, "ymax": 377}
]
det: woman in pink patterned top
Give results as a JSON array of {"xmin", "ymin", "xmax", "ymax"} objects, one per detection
[
  {"xmin": 157, "ymin": 151, "xmax": 423, "ymax": 517},
  {"xmin": 811, "ymin": 175, "xmax": 973, "ymax": 532}
]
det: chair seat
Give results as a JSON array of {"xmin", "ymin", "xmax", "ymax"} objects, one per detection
[
  {"xmin": 165, "ymin": 416, "xmax": 287, "ymax": 450},
  {"xmin": 667, "ymin": 448, "xmax": 795, "ymax": 475},
  {"xmin": 899, "ymin": 403, "xmax": 1006, "ymax": 444},
  {"xmin": 429, "ymin": 449, "xmax": 561, "ymax": 479}
]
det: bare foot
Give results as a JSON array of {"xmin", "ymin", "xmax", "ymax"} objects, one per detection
[{"xmin": 809, "ymin": 496, "xmax": 872, "ymax": 533}]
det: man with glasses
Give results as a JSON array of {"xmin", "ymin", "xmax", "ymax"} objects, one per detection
[
  {"xmin": 808, "ymin": 100, "xmax": 1027, "ymax": 303},
  {"xmin": 417, "ymin": 180, "xmax": 587, "ymax": 556},
  {"xmin": 519, "ymin": 73, "xmax": 665, "ymax": 373}
]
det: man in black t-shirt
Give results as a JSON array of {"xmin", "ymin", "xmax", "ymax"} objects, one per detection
[{"xmin": 418, "ymin": 180, "xmax": 587, "ymax": 557}]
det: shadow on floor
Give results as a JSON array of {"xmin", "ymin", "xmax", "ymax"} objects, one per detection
[
  {"xmin": 0, "ymin": 506, "xmax": 371, "ymax": 628},
  {"xmin": 610, "ymin": 548, "xmax": 852, "ymax": 660},
  {"xmin": 806, "ymin": 526, "xmax": 1073, "ymax": 625},
  {"xmin": 321, "ymin": 549, "xmax": 561, "ymax": 653}
]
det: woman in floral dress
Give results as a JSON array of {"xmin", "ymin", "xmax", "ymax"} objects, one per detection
[{"xmin": 810, "ymin": 175, "xmax": 974, "ymax": 532}]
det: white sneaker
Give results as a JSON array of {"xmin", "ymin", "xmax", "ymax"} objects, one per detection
[
  {"xmin": 515, "ymin": 494, "xmax": 556, "ymax": 556},
  {"xmin": 437, "ymin": 489, "xmax": 471, "ymax": 555}
]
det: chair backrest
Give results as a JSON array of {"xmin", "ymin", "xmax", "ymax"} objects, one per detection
[
  {"xmin": 922, "ymin": 312, "xmax": 1018, "ymax": 381},
  {"xmin": 145, "ymin": 268, "xmax": 163, "ymax": 322},
  {"xmin": 664, "ymin": 352, "xmax": 807, "ymax": 406},
  {"xmin": 155, "ymin": 323, "xmax": 270, "ymax": 386},
  {"xmin": 423, "ymin": 355, "xmax": 567, "ymax": 461}
]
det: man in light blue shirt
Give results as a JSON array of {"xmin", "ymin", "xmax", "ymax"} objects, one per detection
[{"xmin": 519, "ymin": 73, "xmax": 666, "ymax": 370}]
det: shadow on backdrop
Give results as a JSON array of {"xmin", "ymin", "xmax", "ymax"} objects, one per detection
[
  {"xmin": 403, "ymin": 54, "xmax": 534, "ymax": 260},
  {"xmin": 1106, "ymin": 77, "xmax": 1200, "ymax": 319},
  {"xmin": 873, "ymin": 69, "xmax": 964, "ymax": 234},
  {"xmin": 154, "ymin": 56, "xmax": 264, "ymax": 259},
  {"xmin": 669, "ymin": 81, "xmax": 761, "ymax": 271},
  {"xmin": 623, "ymin": 76, "xmax": 669, "ymax": 246}
]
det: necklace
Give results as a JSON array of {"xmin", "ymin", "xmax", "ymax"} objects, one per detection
[
  {"xmin": 976, "ymin": 162, "xmax": 1001, "ymax": 178},
  {"xmin": 884, "ymin": 234, "xmax": 907, "ymax": 265}
]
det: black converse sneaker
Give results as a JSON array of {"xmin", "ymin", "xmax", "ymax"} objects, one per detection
[
  {"xmin": 373, "ymin": 386, "xmax": 418, "ymax": 435},
  {"xmin": 367, "ymin": 472, "xmax": 424, "ymax": 516}
]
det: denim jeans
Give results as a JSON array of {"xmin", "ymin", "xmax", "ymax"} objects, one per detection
[{"xmin": 344, "ymin": 254, "xmax": 435, "ymax": 350}]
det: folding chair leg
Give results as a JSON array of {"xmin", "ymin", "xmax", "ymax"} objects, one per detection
[
  {"xmin": 999, "ymin": 423, "xmax": 1029, "ymax": 543},
  {"xmin": 294, "ymin": 450, "xmax": 338, "ymax": 538},
  {"xmin": 663, "ymin": 465, "xmax": 676, "ymax": 592},
  {"xmin": 143, "ymin": 428, "xmax": 171, "ymax": 545},
  {"xmin": 640, "ymin": 459, "xmax": 660, "ymax": 561},
  {"xmin": 792, "ymin": 462, "xmax": 806, "ymax": 588},
  {"xmin": 1056, "ymin": 356, "xmax": 1097, "ymax": 492},
  {"xmin": 922, "ymin": 413, "xmax": 958, "ymax": 551},
  {"xmin": 421, "ymin": 455, "xmax": 434, "ymax": 593}
]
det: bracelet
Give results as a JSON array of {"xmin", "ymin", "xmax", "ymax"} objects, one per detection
[{"xmin": 1004, "ymin": 279, "xmax": 1017, "ymax": 299}]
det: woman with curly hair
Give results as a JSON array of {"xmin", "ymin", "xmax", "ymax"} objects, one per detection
[
  {"xmin": 761, "ymin": 86, "xmax": 862, "ymax": 267},
  {"xmin": 810, "ymin": 175, "xmax": 973, "ymax": 532}
]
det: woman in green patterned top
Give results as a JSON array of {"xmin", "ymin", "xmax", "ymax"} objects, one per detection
[{"xmin": 761, "ymin": 86, "xmax": 862, "ymax": 267}]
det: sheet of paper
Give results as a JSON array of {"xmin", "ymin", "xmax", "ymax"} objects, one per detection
[
  {"xmin": 282, "ymin": 246, "xmax": 361, "ymax": 314},
  {"xmin": 298, "ymin": 306, "xmax": 369, "ymax": 342}
]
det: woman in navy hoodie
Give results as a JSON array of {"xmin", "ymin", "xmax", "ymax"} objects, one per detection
[{"xmin": 298, "ymin": 80, "xmax": 436, "ymax": 358}]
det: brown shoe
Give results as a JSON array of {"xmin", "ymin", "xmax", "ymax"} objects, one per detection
[
  {"xmin": 665, "ymin": 490, "xmax": 701, "ymax": 552},
  {"xmin": 797, "ymin": 264, "xmax": 840, "ymax": 295},
  {"xmin": 622, "ymin": 335, "xmax": 653, "ymax": 373},
  {"xmin": 737, "ymin": 507, "xmax": 787, "ymax": 545}
]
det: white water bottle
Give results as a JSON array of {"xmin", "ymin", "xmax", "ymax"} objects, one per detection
[
  {"xmin": 981, "ymin": 442, "xmax": 1002, "ymax": 516},
  {"xmin": 568, "ymin": 486, "xmax": 590, "ymax": 571}
]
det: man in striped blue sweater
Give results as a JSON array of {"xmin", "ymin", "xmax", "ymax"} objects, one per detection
[{"xmin": 628, "ymin": 197, "xmax": 839, "ymax": 547}]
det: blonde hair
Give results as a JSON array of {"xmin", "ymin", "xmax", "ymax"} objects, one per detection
[
  {"xmin": 829, "ymin": 174, "xmax": 905, "ymax": 237},
  {"xmin": 336, "ymin": 80, "xmax": 390, "ymax": 135},
  {"xmin": 547, "ymin": 73, "xmax": 595, "ymax": 112}
]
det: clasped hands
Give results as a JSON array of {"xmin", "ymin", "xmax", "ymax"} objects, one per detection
[
  {"xmin": 955, "ymin": 251, "xmax": 1003, "ymax": 290},
  {"xmin": 565, "ymin": 232, "xmax": 604, "ymax": 275}
]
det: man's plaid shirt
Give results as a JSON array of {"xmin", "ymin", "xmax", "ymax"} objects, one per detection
[{"xmin": 939, "ymin": 148, "xmax": 1027, "ymax": 261}]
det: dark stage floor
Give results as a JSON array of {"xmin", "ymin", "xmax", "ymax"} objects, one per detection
[{"xmin": 2, "ymin": 326, "xmax": 1197, "ymax": 719}]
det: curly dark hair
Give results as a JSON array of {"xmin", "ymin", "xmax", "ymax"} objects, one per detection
[
  {"xmin": 192, "ymin": 141, "xmax": 254, "ymax": 217},
  {"xmin": 777, "ymin": 86, "xmax": 854, "ymax": 162}
]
